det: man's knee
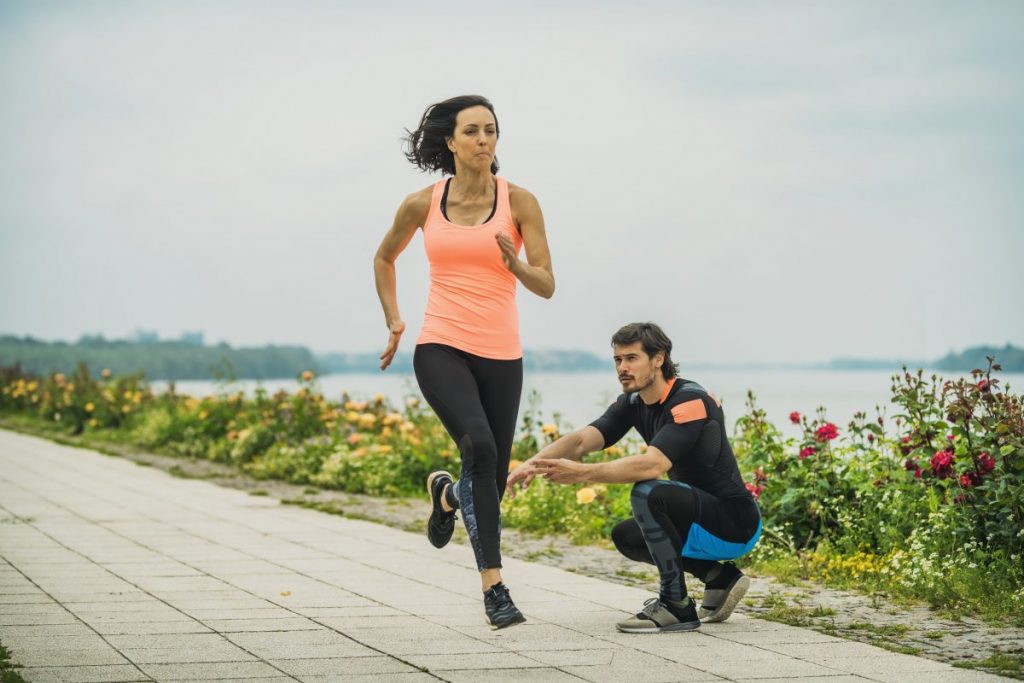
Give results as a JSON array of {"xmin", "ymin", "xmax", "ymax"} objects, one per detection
[
  {"xmin": 611, "ymin": 520, "xmax": 651, "ymax": 563},
  {"xmin": 628, "ymin": 480, "xmax": 661, "ymax": 516}
]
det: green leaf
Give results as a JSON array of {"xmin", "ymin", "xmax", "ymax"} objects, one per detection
[{"xmin": 1000, "ymin": 445, "xmax": 1016, "ymax": 456}]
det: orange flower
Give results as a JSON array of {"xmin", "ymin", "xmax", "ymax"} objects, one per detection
[
  {"xmin": 301, "ymin": 370, "xmax": 314, "ymax": 381},
  {"xmin": 576, "ymin": 487, "xmax": 597, "ymax": 504}
]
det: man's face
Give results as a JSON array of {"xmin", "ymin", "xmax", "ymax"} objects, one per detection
[{"xmin": 613, "ymin": 342, "xmax": 662, "ymax": 394}]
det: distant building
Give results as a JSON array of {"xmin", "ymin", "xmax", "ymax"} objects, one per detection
[{"xmin": 180, "ymin": 331, "xmax": 205, "ymax": 347}]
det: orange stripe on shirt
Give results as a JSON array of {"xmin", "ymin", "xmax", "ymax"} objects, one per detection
[{"xmin": 671, "ymin": 399, "xmax": 707, "ymax": 424}]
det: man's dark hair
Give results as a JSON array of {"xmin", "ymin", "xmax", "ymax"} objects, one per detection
[
  {"xmin": 403, "ymin": 95, "xmax": 499, "ymax": 176},
  {"xmin": 611, "ymin": 322, "xmax": 679, "ymax": 380}
]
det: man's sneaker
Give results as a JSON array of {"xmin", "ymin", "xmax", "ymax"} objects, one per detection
[
  {"xmin": 483, "ymin": 583, "xmax": 526, "ymax": 629},
  {"xmin": 426, "ymin": 470, "xmax": 456, "ymax": 549},
  {"xmin": 698, "ymin": 565, "xmax": 750, "ymax": 623},
  {"xmin": 616, "ymin": 597, "xmax": 701, "ymax": 633}
]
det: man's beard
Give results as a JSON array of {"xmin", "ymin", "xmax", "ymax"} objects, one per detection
[{"xmin": 622, "ymin": 369, "xmax": 657, "ymax": 395}]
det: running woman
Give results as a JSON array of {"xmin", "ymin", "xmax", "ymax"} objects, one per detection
[
  {"xmin": 507, "ymin": 322, "xmax": 760, "ymax": 633},
  {"xmin": 373, "ymin": 95, "xmax": 555, "ymax": 629}
]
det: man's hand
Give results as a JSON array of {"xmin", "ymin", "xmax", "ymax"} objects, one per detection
[
  {"xmin": 532, "ymin": 458, "xmax": 588, "ymax": 485},
  {"xmin": 505, "ymin": 460, "xmax": 537, "ymax": 500}
]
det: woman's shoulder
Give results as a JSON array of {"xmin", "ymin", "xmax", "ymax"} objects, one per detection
[
  {"xmin": 504, "ymin": 180, "xmax": 540, "ymax": 210},
  {"xmin": 398, "ymin": 182, "xmax": 440, "ymax": 222}
]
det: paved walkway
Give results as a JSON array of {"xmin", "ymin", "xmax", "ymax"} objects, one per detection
[{"xmin": 0, "ymin": 429, "xmax": 1006, "ymax": 683}]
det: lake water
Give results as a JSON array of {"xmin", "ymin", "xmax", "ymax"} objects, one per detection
[{"xmin": 153, "ymin": 369, "xmax": 1024, "ymax": 435}]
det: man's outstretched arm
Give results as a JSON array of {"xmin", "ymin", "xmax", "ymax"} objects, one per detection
[
  {"xmin": 532, "ymin": 445, "xmax": 672, "ymax": 485},
  {"xmin": 505, "ymin": 426, "xmax": 606, "ymax": 498}
]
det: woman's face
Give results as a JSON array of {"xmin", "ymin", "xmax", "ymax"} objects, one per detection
[{"xmin": 447, "ymin": 105, "xmax": 497, "ymax": 173}]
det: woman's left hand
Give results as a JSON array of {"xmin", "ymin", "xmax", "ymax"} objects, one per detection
[
  {"xmin": 495, "ymin": 232, "xmax": 520, "ymax": 274},
  {"xmin": 532, "ymin": 458, "xmax": 587, "ymax": 485}
]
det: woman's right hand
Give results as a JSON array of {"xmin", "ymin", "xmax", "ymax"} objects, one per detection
[{"xmin": 379, "ymin": 320, "xmax": 406, "ymax": 370}]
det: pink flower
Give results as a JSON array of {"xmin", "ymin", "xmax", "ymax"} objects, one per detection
[
  {"xmin": 745, "ymin": 482, "xmax": 763, "ymax": 499},
  {"xmin": 978, "ymin": 451, "xmax": 996, "ymax": 475},
  {"xmin": 789, "ymin": 411, "xmax": 801, "ymax": 425},
  {"xmin": 799, "ymin": 446, "xmax": 816, "ymax": 460},
  {"xmin": 814, "ymin": 423, "xmax": 839, "ymax": 442},
  {"xmin": 930, "ymin": 449, "xmax": 955, "ymax": 478},
  {"xmin": 947, "ymin": 433, "xmax": 955, "ymax": 442}
]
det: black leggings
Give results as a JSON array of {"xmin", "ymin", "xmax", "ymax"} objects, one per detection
[
  {"xmin": 611, "ymin": 480, "xmax": 761, "ymax": 601},
  {"xmin": 413, "ymin": 343, "xmax": 522, "ymax": 571}
]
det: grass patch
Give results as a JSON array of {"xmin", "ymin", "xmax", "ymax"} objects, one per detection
[
  {"xmin": 924, "ymin": 630, "xmax": 948, "ymax": 640},
  {"xmin": 873, "ymin": 640, "xmax": 922, "ymax": 655},
  {"xmin": 953, "ymin": 651, "xmax": 1024, "ymax": 679},
  {"xmin": 248, "ymin": 489, "xmax": 268, "ymax": 497},
  {"xmin": 303, "ymin": 487, "xmax": 320, "ymax": 495},
  {"xmin": 0, "ymin": 641, "xmax": 27, "ymax": 683},
  {"xmin": 845, "ymin": 622, "xmax": 911, "ymax": 638},
  {"xmin": 614, "ymin": 567, "xmax": 655, "ymax": 581},
  {"xmin": 753, "ymin": 592, "xmax": 836, "ymax": 627}
]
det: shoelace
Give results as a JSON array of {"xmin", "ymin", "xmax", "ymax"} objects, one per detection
[
  {"xmin": 638, "ymin": 597, "xmax": 663, "ymax": 618},
  {"xmin": 488, "ymin": 586, "xmax": 514, "ymax": 610}
]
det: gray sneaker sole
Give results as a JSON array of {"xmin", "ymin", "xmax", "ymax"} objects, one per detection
[
  {"xmin": 616, "ymin": 620, "xmax": 701, "ymax": 634},
  {"xmin": 699, "ymin": 575, "xmax": 750, "ymax": 623}
]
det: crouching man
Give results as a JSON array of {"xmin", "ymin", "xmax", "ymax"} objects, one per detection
[{"xmin": 506, "ymin": 322, "xmax": 761, "ymax": 633}]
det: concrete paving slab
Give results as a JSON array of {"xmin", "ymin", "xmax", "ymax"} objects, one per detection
[
  {"xmin": 1, "ymin": 429, "xmax": 993, "ymax": 682},
  {"xmin": 15, "ymin": 665, "xmax": 150, "ymax": 683}
]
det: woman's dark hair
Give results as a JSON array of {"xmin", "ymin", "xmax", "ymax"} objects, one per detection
[
  {"xmin": 611, "ymin": 322, "xmax": 679, "ymax": 380},
  {"xmin": 404, "ymin": 95, "xmax": 499, "ymax": 175}
]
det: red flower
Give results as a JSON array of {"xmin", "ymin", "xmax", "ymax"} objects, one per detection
[
  {"xmin": 978, "ymin": 452, "xmax": 995, "ymax": 475},
  {"xmin": 947, "ymin": 433, "xmax": 955, "ymax": 442},
  {"xmin": 789, "ymin": 411, "xmax": 801, "ymax": 425},
  {"xmin": 867, "ymin": 433, "xmax": 875, "ymax": 443},
  {"xmin": 930, "ymin": 449, "xmax": 955, "ymax": 478},
  {"xmin": 978, "ymin": 379, "xmax": 990, "ymax": 393},
  {"xmin": 914, "ymin": 468, "xmax": 923, "ymax": 479},
  {"xmin": 959, "ymin": 472, "xmax": 981, "ymax": 488},
  {"xmin": 904, "ymin": 458, "xmax": 918, "ymax": 471},
  {"xmin": 799, "ymin": 446, "xmax": 816, "ymax": 460},
  {"xmin": 745, "ymin": 482, "xmax": 763, "ymax": 499},
  {"xmin": 901, "ymin": 436, "xmax": 911, "ymax": 444},
  {"xmin": 814, "ymin": 423, "xmax": 839, "ymax": 442}
]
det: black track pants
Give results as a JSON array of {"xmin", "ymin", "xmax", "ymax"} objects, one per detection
[
  {"xmin": 611, "ymin": 480, "xmax": 761, "ymax": 601},
  {"xmin": 413, "ymin": 343, "xmax": 522, "ymax": 570}
]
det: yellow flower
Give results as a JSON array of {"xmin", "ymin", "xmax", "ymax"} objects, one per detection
[
  {"xmin": 54, "ymin": 373, "xmax": 65, "ymax": 384},
  {"xmin": 373, "ymin": 393, "xmax": 385, "ymax": 403},
  {"xmin": 358, "ymin": 413, "xmax": 377, "ymax": 429},
  {"xmin": 541, "ymin": 423, "xmax": 558, "ymax": 436},
  {"xmin": 301, "ymin": 370, "xmax": 314, "ymax": 382},
  {"xmin": 347, "ymin": 432, "xmax": 362, "ymax": 445},
  {"xmin": 198, "ymin": 410, "xmax": 209, "ymax": 420},
  {"xmin": 84, "ymin": 402, "xmax": 95, "ymax": 413},
  {"xmin": 346, "ymin": 411, "xmax": 360, "ymax": 422},
  {"xmin": 121, "ymin": 405, "xmax": 132, "ymax": 414},
  {"xmin": 101, "ymin": 369, "xmax": 111, "ymax": 379},
  {"xmin": 576, "ymin": 487, "xmax": 597, "ymax": 504},
  {"xmin": 351, "ymin": 447, "xmax": 368, "ymax": 458},
  {"xmin": 406, "ymin": 397, "xmax": 420, "ymax": 408},
  {"xmin": 509, "ymin": 459, "xmax": 523, "ymax": 470},
  {"xmin": 132, "ymin": 393, "xmax": 142, "ymax": 404},
  {"xmin": 88, "ymin": 419, "xmax": 98, "ymax": 428},
  {"xmin": 237, "ymin": 428, "xmax": 252, "ymax": 441},
  {"xmin": 606, "ymin": 445, "xmax": 623, "ymax": 457},
  {"xmin": 123, "ymin": 391, "xmax": 133, "ymax": 400},
  {"xmin": 383, "ymin": 412, "xmax": 403, "ymax": 426},
  {"xmin": 227, "ymin": 430, "xmax": 239, "ymax": 441},
  {"xmin": 345, "ymin": 400, "xmax": 368, "ymax": 411}
]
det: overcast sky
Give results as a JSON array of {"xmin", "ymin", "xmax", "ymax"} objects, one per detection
[{"xmin": 1, "ymin": 1, "xmax": 1021, "ymax": 364}]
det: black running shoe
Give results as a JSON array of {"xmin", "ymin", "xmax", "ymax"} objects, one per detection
[
  {"xmin": 616, "ymin": 597, "xmax": 701, "ymax": 633},
  {"xmin": 426, "ymin": 470, "xmax": 457, "ymax": 549},
  {"xmin": 483, "ymin": 582, "xmax": 526, "ymax": 629}
]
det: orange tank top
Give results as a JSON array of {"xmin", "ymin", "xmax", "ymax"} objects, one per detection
[{"xmin": 417, "ymin": 176, "xmax": 523, "ymax": 359}]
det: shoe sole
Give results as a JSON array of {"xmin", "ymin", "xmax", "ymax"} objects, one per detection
[
  {"xmin": 427, "ymin": 470, "xmax": 454, "ymax": 500},
  {"xmin": 426, "ymin": 470, "xmax": 455, "ymax": 549},
  {"xmin": 616, "ymin": 620, "xmax": 701, "ymax": 634},
  {"xmin": 699, "ymin": 575, "xmax": 750, "ymax": 623},
  {"xmin": 486, "ymin": 614, "xmax": 526, "ymax": 630}
]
